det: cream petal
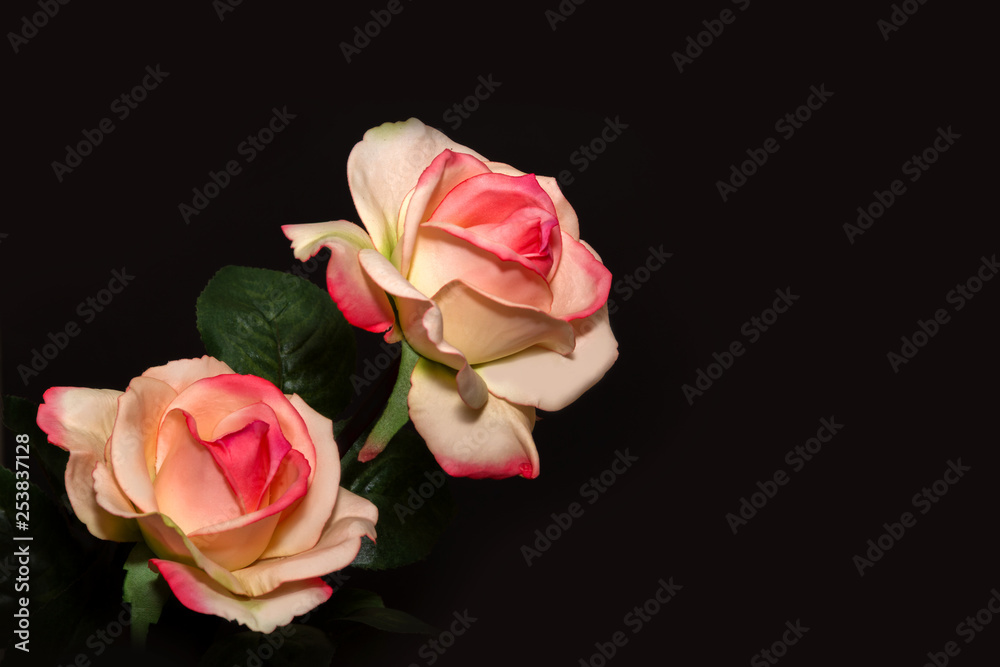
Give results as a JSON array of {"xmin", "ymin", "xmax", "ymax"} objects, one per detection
[
  {"xmin": 476, "ymin": 305, "xmax": 619, "ymax": 411},
  {"xmin": 408, "ymin": 358, "xmax": 539, "ymax": 479}
]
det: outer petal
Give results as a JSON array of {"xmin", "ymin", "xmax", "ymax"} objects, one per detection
[
  {"xmin": 282, "ymin": 221, "xmax": 395, "ymax": 333},
  {"xmin": 408, "ymin": 358, "xmax": 539, "ymax": 479},
  {"xmin": 109, "ymin": 376, "xmax": 179, "ymax": 513},
  {"xmin": 476, "ymin": 305, "xmax": 619, "ymax": 412},
  {"xmin": 150, "ymin": 560, "xmax": 331, "ymax": 634},
  {"xmin": 347, "ymin": 119, "xmax": 487, "ymax": 257},
  {"xmin": 141, "ymin": 356, "xmax": 235, "ymax": 394},
  {"xmin": 37, "ymin": 387, "xmax": 137, "ymax": 541},
  {"xmin": 232, "ymin": 488, "xmax": 377, "ymax": 597},
  {"xmin": 548, "ymin": 235, "xmax": 613, "ymax": 321}
]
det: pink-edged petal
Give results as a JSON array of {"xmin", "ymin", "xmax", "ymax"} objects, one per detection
[
  {"xmin": 36, "ymin": 387, "xmax": 137, "ymax": 540},
  {"xmin": 485, "ymin": 162, "xmax": 581, "ymax": 241},
  {"xmin": 398, "ymin": 149, "xmax": 492, "ymax": 276},
  {"xmin": 548, "ymin": 235, "xmax": 613, "ymax": 321},
  {"xmin": 203, "ymin": 417, "xmax": 290, "ymax": 514},
  {"xmin": 347, "ymin": 119, "xmax": 488, "ymax": 258},
  {"xmin": 110, "ymin": 376, "xmax": 179, "ymax": 513},
  {"xmin": 37, "ymin": 386, "xmax": 122, "ymax": 458},
  {"xmin": 432, "ymin": 280, "xmax": 576, "ymax": 365},
  {"xmin": 408, "ymin": 222, "xmax": 555, "ymax": 310},
  {"xmin": 282, "ymin": 221, "xmax": 395, "ymax": 333},
  {"xmin": 150, "ymin": 559, "xmax": 331, "ymax": 634},
  {"xmin": 141, "ymin": 356, "xmax": 235, "ymax": 394},
  {"xmin": 260, "ymin": 395, "xmax": 341, "ymax": 559},
  {"xmin": 477, "ymin": 305, "xmax": 618, "ymax": 411},
  {"xmin": 153, "ymin": 409, "xmax": 243, "ymax": 535},
  {"xmin": 233, "ymin": 488, "xmax": 377, "ymax": 597},
  {"xmin": 134, "ymin": 511, "xmax": 247, "ymax": 594},
  {"xmin": 163, "ymin": 374, "xmax": 315, "ymax": 480},
  {"xmin": 408, "ymin": 358, "xmax": 539, "ymax": 479}
]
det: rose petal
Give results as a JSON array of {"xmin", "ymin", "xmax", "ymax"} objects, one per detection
[
  {"xmin": 204, "ymin": 414, "xmax": 291, "ymax": 514},
  {"xmin": 484, "ymin": 162, "xmax": 581, "ymax": 241},
  {"xmin": 548, "ymin": 235, "xmax": 613, "ymax": 321},
  {"xmin": 431, "ymin": 280, "xmax": 576, "ymax": 364},
  {"xmin": 347, "ymin": 119, "xmax": 488, "ymax": 258},
  {"xmin": 37, "ymin": 387, "xmax": 138, "ymax": 540},
  {"xmin": 150, "ymin": 559, "xmax": 331, "ymax": 634},
  {"xmin": 260, "ymin": 395, "xmax": 342, "ymax": 559},
  {"xmin": 163, "ymin": 374, "xmax": 316, "ymax": 483},
  {"xmin": 476, "ymin": 305, "xmax": 618, "ymax": 411},
  {"xmin": 282, "ymin": 221, "xmax": 395, "ymax": 333},
  {"xmin": 153, "ymin": 409, "xmax": 243, "ymax": 535},
  {"xmin": 110, "ymin": 376, "xmax": 180, "ymax": 513},
  {"xmin": 397, "ymin": 149, "xmax": 493, "ymax": 277},
  {"xmin": 233, "ymin": 488, "xmax": 377, "ymax": 597},
  {"xmin": 358, "ymin": 249, "xmax": 488, "ymax": 408},
  {"xmin": 141, "ymin": 356, "xmax": 235, "ymax": 394},
  {"xmin": 407, "ymin": 223, "xmax": 554, "ymax": 311},
  {"xmin": 408, "ymin": 358, "xmax": 539, "ymax": 479}
]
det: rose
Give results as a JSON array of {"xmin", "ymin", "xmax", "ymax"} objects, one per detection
[
  {"xmin": 283, "ymin": 118, "xmax": 618, "ymax": 480},
  {"xmin": 36, "ymin": 356, "xmax": 377, "ymax": 633}
]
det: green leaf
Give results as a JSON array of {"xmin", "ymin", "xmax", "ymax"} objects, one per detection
[
  {"xmin": 199, "ymin": 624, "xmax": 335, "ymax": 667},
  {"xmin": 358, "ymin": 340, "xmax": 419, "ymax": 461},
  {"xmin": 341, "ymin": 427, "xmax": 456, "ymax": 570},
  {"xmin": 196, "ymin": 266, "xmax": 356, "ymax": 421},
  {"xmin": 122, "ymin": 543, "xmax": 171, "ymax": 649}
]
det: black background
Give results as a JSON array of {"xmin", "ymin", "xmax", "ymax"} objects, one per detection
[{"xmin": 2, "ymin": 0, "xmax": 996, "ymax": 665}]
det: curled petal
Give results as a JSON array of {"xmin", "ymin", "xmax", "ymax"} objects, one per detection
[
  {"xmin": 282, "ymin": 221, "xmax": 395, "ymax": 333},
  {"xmin": 150, "ymin": 559, "xmax": 331, "ymax": 634},
  {"xmin": 408, "ymin": 358, "xmax": 539, "ymax": 479},
  {"xmin": 547, "ymin": 235, "xmax": 613, "ymax": 321},
  {"xmin": 476, "ymin": 305, "xmax": 618, "ymax": 411}
]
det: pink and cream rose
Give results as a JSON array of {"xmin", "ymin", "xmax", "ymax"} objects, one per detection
[
  {"xmin": 283, "ymin": 118, "xmax": 618, "ymax": 480},
  {"xmin": 37, "ymin": 356, "xmax": 377, "ymax": 633}
]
